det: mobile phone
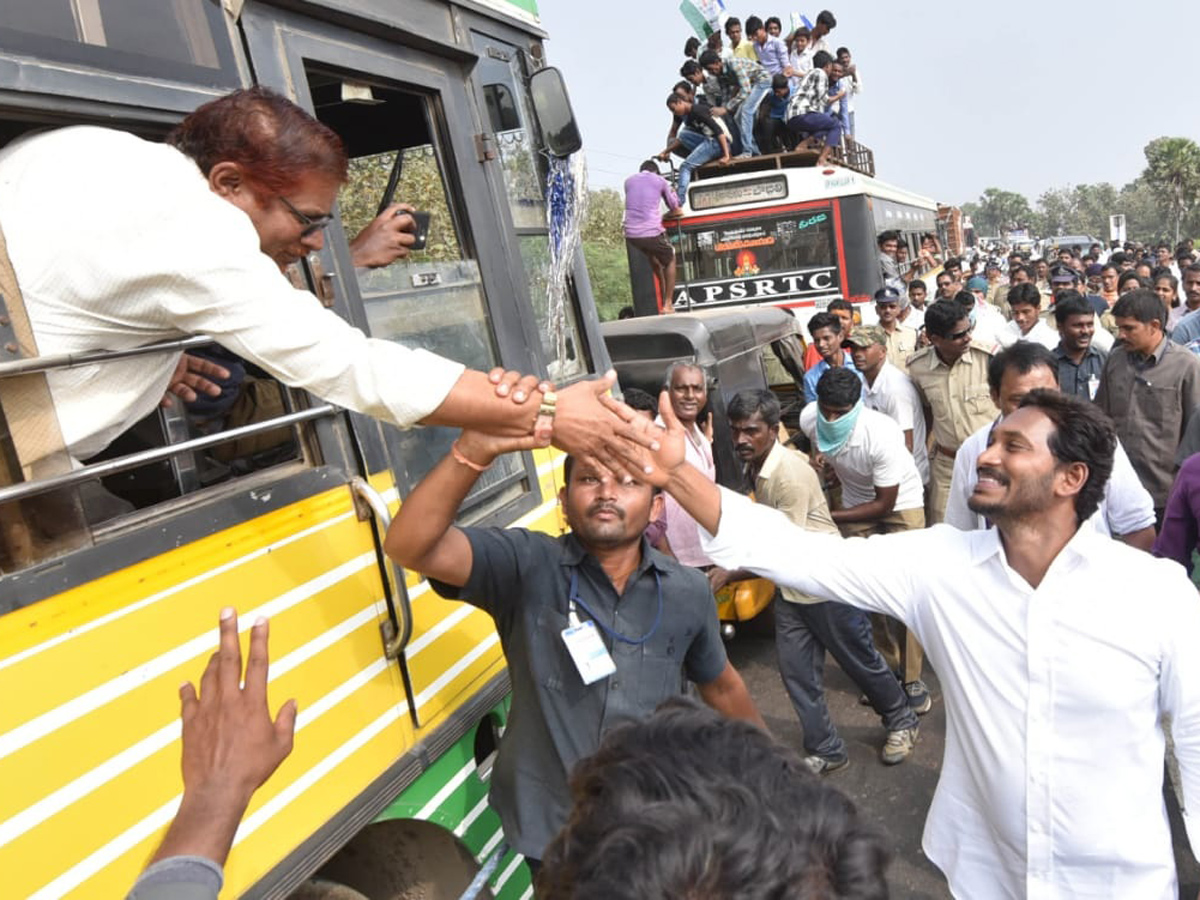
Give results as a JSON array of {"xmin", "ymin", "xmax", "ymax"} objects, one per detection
[{"xmin": 402, "ymin": 210, "xmax": 431, "ymax": 251}]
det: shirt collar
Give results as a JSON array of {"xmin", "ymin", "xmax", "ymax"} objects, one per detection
[
  {"xmin": 754, "ymin": 439, "xmax": 786, "ymax": 484},
  {"xmin": 1131, "ymin": 336, "xmax": 1169, "ymax": 366},
  {"xmin": 1053, "ymin": 342, "xmax": 1102, "ymax": 362},
  {"xmin": 966, "ymin": 519, "xmax": 1097, "ymax": 580},
  {"xmin": 559, "ymin": 532, "xmax": 667, "ymax": 577}
]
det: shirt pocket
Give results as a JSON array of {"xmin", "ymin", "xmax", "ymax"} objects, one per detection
[
  {"xmin": 533, "ymin": 606, "xmax": 593, "ymax": 704},
  {"xmin": 963, "ymin": 383, "xmax": 994, "ymax": 416},
  {"xmin": 634, "ymin": 645, "xmax": 686, "ymax": 708},
  {"xmin": 1135, "ymin": 382, "xmax": 1179, "ymax": 434}
]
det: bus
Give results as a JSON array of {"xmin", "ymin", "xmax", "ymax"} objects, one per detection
[
  {"xmin": 627, "ymin": 158, "xmax": 946, "ymax": 328},
  {"xmin": 0, "ymin": 2, "xmax": 604, "ymax": 897}
]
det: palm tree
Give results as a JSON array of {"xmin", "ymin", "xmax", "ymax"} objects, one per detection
[{"xmin": 1142, "ymin": 137, "xmax": 1200, "ymax": 244}]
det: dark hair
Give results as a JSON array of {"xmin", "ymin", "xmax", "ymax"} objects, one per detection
[
  {"xmin": 827, "ymin": 298, "xmax": 854, "ymax": 315},
  {"xmin": 923, "ymin": 299, "xmax": 969, "ymax": 338},
  {"xmin": 1187, "ymin": 263, "xmax": 1200, "ymax": 278},
  {"xmin": 952, "ymin": 290, "xmax": 976, "ymax": 311},
  {"xmin": 1117, "ymin": 270, "xmax": 1148, "ymax": 292},
  {"xmin": 684, "ymin": 36, "xmax": 701, "ymax": 57},
  {"xmin": 1016, "ymin": 389, "xmax": 1116, "ymax": 525},
  {"xmin": 816, "ymin": 367, "xmax": 863, "ymax": 408},
  {"xmin": 807, "ymin": 311, "xmax": 843, "ymax": 337},
  {"xmin": 836, "ymin": 45, "xmax": 850, "ymax": 56},
  {"xmin": 724, "ymin": 16, "xmax": 741, "ymax": 34},
  {"xmin": 877, "ymin": 229, "xmax": 900, "ymax": 246},
  {"xmin": 1053, "ymin": 292, "xmax": 1095, "ymax": 327},
  {"xmin": 1006, "ymin": 282, "xmax": 1042, "ymax": 310},
  {"xmin": 1013, "ymin": 263, "xmax": 1035, "ymax": 281},
  {"xmin": 1100, "ymin": 262, "xmax": 1119, "ymax": 275},
  {"xmin": 618, "ymin": 305, "xmax": 636, "ymax": 319},
  {"xmin": 812, "ymin": 49, "xmax": 834, "ymax": 69},
  {"xmin": 986, "ymin": 341, "xmax": 1058, "ymax": 394},
  {"xmin": 1111, "ymin": 288, "xmax": 1165, "ymax": 328},
  {"xmin": 639, "ymin": 160, "xmax": 659, "ymax": 173},
  {"xmin": 943, "ymin": 256, "xmax": 962, "ymax": 271},
  {"xmin": 745, "ymin": 15, "xmax": 764, "ymax": 35},
  {"xmin": 167, "ymin": 86, "xmax": 347, "ymax": 196},
  {"xmin": 1110, "ymin": 251, "xmax": 1128, "ymax": 266},
  {"xmin": 1155, "ymin": 272, "xmax": 1180, "ymax": 291},
  {"xmin": 700, "ymin": 49, "xmax": 724, "ymax": 68},
  {"xmin": 728, "ymin": 389, "xmax": 782, "ymax": 428},
  {"xmin": 771, "ymin": 73, "xmax": 789, "ymax": 91},
  {"xmin": 666, "ymin": 91, "xmax": 690, "ymax": 109},
  {"xmin": 538, "ymin": 698, "xmax": 888, "ymax": 900},
  {"xmin": 672, "ymin": 79, "xmax": 694, "ymax": 95},
  {"xmin": 817, "ymin": 9, "xmax": 838, "ymax": 27},
  {"xmin": 622, "ymin": 387, "xmax": 658, "ymax": 417},
  {"xmin": 681, "ymin": 58, "xmax": 705, "ymax": 78},
  {"xmin": 706, "ymin": 32, "xmax": 723, "ymax": 50},
  {"xmin": 765, "ymin": 16, "xmax": 782, "ymax": 31},
  {"xmin": 907, "ymin": 279, "xmax": 927, "ymax": 294}
]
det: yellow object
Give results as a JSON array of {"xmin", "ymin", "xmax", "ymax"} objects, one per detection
[{"xmin": 714, "ymin": 577, "xmax": 777, "ymax": 623}]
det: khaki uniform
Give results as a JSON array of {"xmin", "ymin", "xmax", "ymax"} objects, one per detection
[
  {"xmin": 908, "ymin": 343, "xmax": 999, "ymax": 524},
  {"xmin": 882, "ymin": 324, "xmax": 917, "ymax": 372},
  {"xmin": 986, "ymin": 280, "xmax": 1011, "ymax": 317}
]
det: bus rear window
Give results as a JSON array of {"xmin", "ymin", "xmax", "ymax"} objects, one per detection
[{"xmin": 674, "ymin": 207, "xmax": 838, "ymax": 309}]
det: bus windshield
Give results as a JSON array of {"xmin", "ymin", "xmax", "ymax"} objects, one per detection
[{"xmin": 674, "ymin": 205, "xmax": 840, "ymax": 309}]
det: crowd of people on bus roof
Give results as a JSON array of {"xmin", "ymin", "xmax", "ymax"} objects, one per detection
[
  {"xmin": 661, "ymin": 9, "xmax": 863, "ymax": 204},
  {"xmin": 8, "ymin": 58, "xmax": 1200, "ymax": 900}
]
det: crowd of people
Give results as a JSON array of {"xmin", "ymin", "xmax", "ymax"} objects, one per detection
[{"xmin": 660, "ymin": 9, "xmax": 863, "ymax": 202}]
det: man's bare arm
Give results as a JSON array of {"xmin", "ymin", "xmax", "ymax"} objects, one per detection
[
  {"xmin": 1117, "ymin": 525, "xmax": 1156, "ymax": 553},
  {"xmin": 831, "ymin": 483, "xmax": 899, "ymax": 524},
  {"xmin": 696, "ymin": 661, "xmax": 767, "ymax": 729}
]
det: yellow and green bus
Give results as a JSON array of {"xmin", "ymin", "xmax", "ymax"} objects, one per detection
[{"xmin": 0, "ymin": 1, "xmax": 603, "ymax": 896}]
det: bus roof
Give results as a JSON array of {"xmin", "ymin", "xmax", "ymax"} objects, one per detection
[{"xmin": 684, "ymin": 165, "xmax": 939, "ymax": 216}]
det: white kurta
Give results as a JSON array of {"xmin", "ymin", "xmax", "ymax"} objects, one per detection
[{"xmin": 0, "ymin": 126, "xmax": 465, "ymax": 460}]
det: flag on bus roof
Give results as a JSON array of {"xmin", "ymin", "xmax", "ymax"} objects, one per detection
[{"xmin": 679, "ymin": 0, "xmax": 726, "ymax": 38}]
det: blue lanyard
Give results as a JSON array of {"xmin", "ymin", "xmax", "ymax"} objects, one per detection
[{"xmin": 567, "ymin": 567, "xmax": 662, "ymax": 646}]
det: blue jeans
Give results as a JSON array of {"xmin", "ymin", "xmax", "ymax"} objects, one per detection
[
  {"xmin": 786, "ymin": 111, "xmax": 843, "ymax": 149},
  {"xmin": 836, "ymin": 95, "xmax": 851, "ymax": 137},
  {"xmin": 736, "ymin": 81, "xmax": 772, "ymax": 156},
  {"xmin": 775, "ymin": 596, "xmax": 918, "ymax": 758},
  {"xmin": 673, "ymin": 127, "xmax": 703, "ymax": 156},
  {"xmin": 676, "ymin": 136, "xmax": 721, "ymax": 205}
]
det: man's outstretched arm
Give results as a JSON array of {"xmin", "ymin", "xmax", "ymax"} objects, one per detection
[{"xmin": 697, "ymin": 661, "xmax": 767, "ymax": 730}]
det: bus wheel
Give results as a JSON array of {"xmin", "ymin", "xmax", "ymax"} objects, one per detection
[{"xmin": 302, "ymin": 819, "xmax": 490, "ymax": 900}]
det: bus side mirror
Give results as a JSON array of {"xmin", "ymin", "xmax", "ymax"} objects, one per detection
[{"xmin": 528, "ymin": 67, "xmax": 582, "ymax": 157}]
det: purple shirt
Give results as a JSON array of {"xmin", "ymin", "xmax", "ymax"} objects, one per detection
[
  {"xmin": 754, "ymin": 35, "xmax": 790, "ymax": 74},
  {"xmin": 623, "ymin": 171, "xmax": 679, "ymax": 238},
  {"xmin": 1154, "ymin": 453, "xmax": 1200, "ymax": 577}
]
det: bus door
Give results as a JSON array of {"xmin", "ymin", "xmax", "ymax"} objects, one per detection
[{"xmin": 240, "ymin": 7, "xmax": 546, "ymax": 729}]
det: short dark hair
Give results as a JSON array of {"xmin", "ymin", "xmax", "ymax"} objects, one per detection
[
  {"xmin": 1110, "ymin": 251, "xmax": 1128, "ymax": 266},
  {"xmin": 622, "ymin": 387, "xmax": 658, "ymax": 417},
  {"xmin": 666, "ymin": 91, "xmax": 689, "ymax": 109},
  {"xmin": 816, "ymin": 9, "xmax": 838, "ymax": 27},
  {"xmin": 538, "ymin": 698, "xmax": 888, "ymax": 900},
  {"xmin": 808, "ymin": 311, "xmax": 843, "ymax": 337},
  {"xmin": 827, "ymin": 298, "xmax": 854, "ymax": 316},
  {"xmin": 672, "ymin": 79, "xmax": 694, "ymax": 95},
  {"xmin": 877, "ymin": 229, "xmax": 900, "ymax": 246},
  {"xmin": 1016, "ymin": 389, "xmax": 1116, "ymax": 525},
  {"xmin": 986, "ymin": 341, "xmax": 1058, "ymax": 394},
  {"xmin": 1187, "ymin": 263, "xmax": 1200, "ymax": 278},
  {"xmin": 1117, "ymin": 271, "xmax": 1149, "ymax": 292},
  {"xmin": 952, "ymin": 290, "xmax": 976, "ymax": 311},
  {"xmin": 639, "ymin": 159, "xmax": 658, "ymax": 173},
  {"xmin": 1013, "ymin": 263, "xmax": 1035, "ymax": 281},
  {"xmin": 724, "ymin": 16, "xmax": 741, "ymax": 34},
  {"xmin": 908, "ymin": 279, "xmax": 927, "ymax": 294},
  {"xmin": 812, "ymin": 49, "xmax": 834, "ymax": 69},
  {"xmin": 765, "ymin": 16, "xmax": 782, "ymax": 31},
  {"xmin": 1111, "ymin": 288, "xmax": 1165, "ymax": 328},
  {"xmin": 167, "ymin": 86, "xmax": 347, "ymax": 197},
  {"xmin": 944, "ymin": 256, "xmax": 962, "ymax": 271},
  {"xmin": 728, "ymin": 390, "xmax": 782, "ymax": 428},
  {"xmin": 836, "ymin": 46, "xmax": 850, "ymax": 56},
  {"xmin": 684, "ymin": 36, "xmax": 701, "ymax": 56},
  {"xmin": 681, "ymin": 58, "xmax": 704, "ymax": 78},
  {"xmin": 1053, "ymin": 292, "xmax": 1095, "ymax": 327},
  {"xmin": 698, "ymin": 50, "xmax": 723, "ymax": 68},
  {"xmin": 816, "ymin": 366, "xmax": 863, "ymax": 408},
  {"xmin": 771, "ymin": 73, "xmax": 789, "ymax": 91},
  {"xmin": 923, "ymin": 299, "xmax": 969, "ymax": 338},
  {"xmin": 1007, "ymin": 282, "xmax": 1042, "ymax": 310},
  {"xmin": 745, "ymin": 15, "xmax": 764, "ymax": 35}
]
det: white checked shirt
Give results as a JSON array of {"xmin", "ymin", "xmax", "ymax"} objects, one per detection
[
  {"xmin": 702, "ymin": 488, "xmax": 1200, "ymax": 899},
  {"xmin": 786, "ymin": 68, "xmax": 829, "ymax": 118}
]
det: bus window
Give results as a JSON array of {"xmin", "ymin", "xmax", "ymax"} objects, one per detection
[
  {"xmin": 0, "ymin": 0, "xmax": 239, "ymax": 86},
  {"xmin": 676, "ymin": 207, "xmax": 838, "ymax": 309},
  {"xmin": 315, "ymin": 72, "xmax": 525, "ymax": 507},
  {"xmin": 474, "ymin": 38, "xmax": 588, "ymax": 383}
]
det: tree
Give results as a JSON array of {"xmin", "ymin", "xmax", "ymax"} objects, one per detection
[
  {"xmin": 581, "ymin": 187, "xmax": 633, "ymax": 321},
  {"xmin": 974, "ymin": 187, "xmax": 1035, "ymax": 236},
  {"xmin": 1142, "ymin": 137, "xmax": 1200, "ymax": 244}
]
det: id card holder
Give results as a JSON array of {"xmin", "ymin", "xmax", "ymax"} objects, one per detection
[{"xmin": 561, "ymin": 620, "xmax": 616, "ymax": 685}]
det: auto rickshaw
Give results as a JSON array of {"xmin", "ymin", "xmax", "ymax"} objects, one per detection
[{"xmin": 601, "ymin": 306, "xmax": 809, "ymax": 636}]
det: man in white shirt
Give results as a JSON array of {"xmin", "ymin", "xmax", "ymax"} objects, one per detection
[
  {"xmin": 615, "ymin": 386, "xmax": 1200, "ymax": 900},
  {"xmin": 657, "ymin": 362, "xmax": 718, "ymax": 574},
  {"xmin": 944, "ymin": 341, "xmax": 1156, "ymax": 549},
  {"xmin": 0, "ymin": 87, "xmax": 636, "ymax": 467},
  {"xmin": 799, "ymin": 366, "xmax": 932, "ymax": 719},
  {"xmin": 1003, "ymin": 283, "xmax": 1060, "ymax": 350}
]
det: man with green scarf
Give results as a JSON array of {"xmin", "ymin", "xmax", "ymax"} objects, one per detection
[{"xmin": 799, "ymin": 366, "xmax": 930, "ymax": 721}]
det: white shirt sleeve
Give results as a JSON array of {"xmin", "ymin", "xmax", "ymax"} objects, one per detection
[
  {"xmin": 1156, "ymin": 574, "xmax": 1200, "ymax": 857},
  {"xmin": 945, "ymin": 430, "xmax": 985, "ymax": 531},
  {"xmin": 1105, "ymin": 439, "xmax": 1157, "ymax": 535},
  {"xmin": 700, "ymin": 487, "xmax": 919, "ymax": 621},
  {"xmin": 869, "ymin": 417, "xmax": 908, "ymax": 489}
]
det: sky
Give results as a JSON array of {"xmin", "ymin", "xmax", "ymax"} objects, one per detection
[{"xmin": 537, "ymin": 0, "xmax": 1198, "ymax": 210}]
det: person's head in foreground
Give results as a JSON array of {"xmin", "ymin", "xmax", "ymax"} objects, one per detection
[{"xmin": 537, "ymin": 697, "xmax": 889, "ymax": 900}]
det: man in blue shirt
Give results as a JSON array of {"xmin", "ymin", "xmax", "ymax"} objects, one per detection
[{"xmin": 804, "ymin": 311, "xmax": 862, "ymax": 404}]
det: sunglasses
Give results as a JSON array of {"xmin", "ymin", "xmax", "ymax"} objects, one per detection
[
  {"xmin": 947, "ymin": 326, "xmax": 973, "ymax": 341},
  {"xmin": 278, "ymin": 195, "xmax": 335, "ymax": 238}
]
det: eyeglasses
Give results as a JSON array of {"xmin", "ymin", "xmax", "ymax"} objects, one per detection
[
  {"xmin": 947, "ymin": 326, "xmax": 973, "ymax": 341},
  {"xmin": 278, "ymin": 195, "xmax": 335, "ymax": 238}
]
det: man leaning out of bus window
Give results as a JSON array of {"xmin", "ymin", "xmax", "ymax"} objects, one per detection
[
  {"xmin": 0, "ymin": 87, "xmax": 654, "ymax": 475},
  {"xmin": 383, "ymin": 426, "xmax": 764, "ymax": 874}
]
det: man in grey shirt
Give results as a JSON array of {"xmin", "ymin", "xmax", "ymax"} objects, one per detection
[{"xmin": 385, "ymin": 427, "xmax": 762, "ymax": 866}]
